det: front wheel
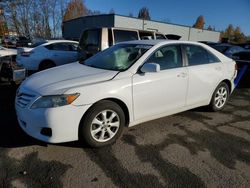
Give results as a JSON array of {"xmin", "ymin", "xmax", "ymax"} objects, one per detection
[
  {"xmin": 79, "ymin": 100, "xmax": 125, "ymax": 147},
  {"xmin": 208, "ymin": 82, "xmax": 229, "ymax": 111}
]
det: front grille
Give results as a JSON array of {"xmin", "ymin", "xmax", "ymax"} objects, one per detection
[{"xmin": 16, "ymin": 92, "xmax": 35, "ymax": 108}]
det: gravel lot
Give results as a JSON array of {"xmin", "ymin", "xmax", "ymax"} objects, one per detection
[{"xmin": 0, "ymin": 77, "xmax": 249, "ymax": 188}]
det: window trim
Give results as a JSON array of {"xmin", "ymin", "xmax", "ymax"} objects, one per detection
[
  {"xmin": 79, "ymin": 28, "xmax": 101, "ymax": 51},
  {"xmin": 181, "ymin": 44, "xmax": 221, "ymax": 67},
  {"xmin": 138, "ymin": 44, "xmax": 185, "ymax": 73},
  {"xmin": 112, "ymin": 28, "xmax": 140, "ymax": 44},
  {"xmin": 46, "ymin": 42, "xmax": 74, "ymax": 51}
]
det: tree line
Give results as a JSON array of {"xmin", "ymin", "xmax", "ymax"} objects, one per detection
[
  {"xmin": 192, "ymin": 15, "xmax": 247, "ymax": 43},
  {"xmin": 0, "ymin": 1, "xmax": 248, "ymax": 43}
]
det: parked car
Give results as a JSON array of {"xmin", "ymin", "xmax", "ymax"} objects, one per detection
[
  {"xmin": 238, "ymin": 42, "xmax": 250, "ymax": 50},
  {"xmin": 16, "ymin": 36, "xmax": 32, "ymax": 47},
  {"xmin": 198, "ymin": 41, "xmax": 218, "ymax": 47},
  {"xmin": 15, "ymin": 40, "xmax": 237, "ymax": 147},
  {"xmin": 0, "ymin": 54, "xmax": 25, "ymax": 84},
  {"xmin": 1, "ymin": 35, "xmax": 17, "ymax": 47},
  {"xmin": 232, "ymin": 50, "xmax": 250, "ymax": 67},
  {"xmin": 232, "ymin": 50, "xmax": 250, "ymax": 61},
  {"xmin": 212, "ymin": 44, "xmax": 244, "ymax": 58},
  {"xmin": 16, "ymin": 40, "xmax": 79, "ymax": 71},
  {"xmin": 0, "ymin": 46, "xmax": 17, "ymax": 57},
  {"xmin": 77, "ymin": 27, "xmax": 167, "ymax": 60}
]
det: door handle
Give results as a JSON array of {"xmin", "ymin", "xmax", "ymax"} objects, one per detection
[{"xmin": 177, "ymin": 72, "xmax": 187, "ymax": 78}]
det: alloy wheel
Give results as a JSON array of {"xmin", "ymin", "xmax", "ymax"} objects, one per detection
[{"xmin": 90, "ymin": 110, "xmax": 120, "ymax": 142}]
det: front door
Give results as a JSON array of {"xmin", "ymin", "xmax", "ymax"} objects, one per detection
[{"xmin": 132, "ymin": 44, "xmax": 188, "ymax": 121}]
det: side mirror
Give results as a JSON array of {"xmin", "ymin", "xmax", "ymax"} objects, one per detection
[{"xmin": 141, "ymin": 63, "xmax": 160, "ymax": 73}]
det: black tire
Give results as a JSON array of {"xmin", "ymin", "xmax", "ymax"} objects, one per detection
[
  {"xmin": 39, "ymin": 61, "xmax": 55, "ymax": 71},
  {"xmin": 79, "ymin": 100, "xmax": 125, "ymax": 147},
  {"xmin": 208, "ymin": 82, "xmax": 229, "ymax": 112}
]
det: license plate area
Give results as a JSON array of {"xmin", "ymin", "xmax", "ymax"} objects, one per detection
[{"xmin": 13, "ymin": 68, "xmax": 26, "ymax": 81}]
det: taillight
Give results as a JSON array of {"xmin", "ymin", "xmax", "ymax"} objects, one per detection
[{"xmin": 21, "ymin": 51, "xmax": 33, "ymax": 57}]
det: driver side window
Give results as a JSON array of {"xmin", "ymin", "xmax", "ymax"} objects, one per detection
[{"xmin": 145, "ymin": 45, "xmax": 183, "ymax": 70}]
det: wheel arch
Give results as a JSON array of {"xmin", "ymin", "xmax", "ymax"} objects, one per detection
[
  {"xmin": 221, "ymin": 79, "xmax": 232, "ymax": 93},
  {"xmin": 79, "ymin": 98, "xmax": 130, "ymax": 131},
  {"xmin": 39, "ymin": 59, "xmax": 56, "ymax": 70}
]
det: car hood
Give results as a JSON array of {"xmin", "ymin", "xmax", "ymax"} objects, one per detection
[
  {"xmin": 0, "ymin": 49, "xmax": 17, "ymax": 56},
  {"xmin": 21, "ymin": 63, "xmax": 119, "ymax": 95}
]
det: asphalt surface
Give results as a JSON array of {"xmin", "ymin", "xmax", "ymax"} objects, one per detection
[{"xmin": 0, "ymin": 76, "xmax": 250, "ymax": 188}]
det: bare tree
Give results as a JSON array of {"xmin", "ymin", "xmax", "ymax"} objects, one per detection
[
  {"xmin": 138, "ymin": 7, "xmax": 150, "ymax": 20},
  {"xmin": 207, "ymin": 25, "xmax": 213, "ymax": 31},
  {"xmin": 1, "ymin": 0, "xmax": 100, "ymax": 39},
  {"xmin": 87, "ymin": 9, "xmax": 101, "ymax": 16},
  {"xmin": 109, "ymin": 8, "xmax": 115, "ymax": 14}
]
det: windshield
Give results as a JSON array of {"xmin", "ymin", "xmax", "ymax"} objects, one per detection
[{"xmin": 82, "ymin": 43, "xmax": 152, "ymax": 71}]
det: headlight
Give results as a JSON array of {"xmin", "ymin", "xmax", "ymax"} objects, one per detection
[{"xmin": 31, "ymin": 93, "xmax": 80, "ymax": 109}]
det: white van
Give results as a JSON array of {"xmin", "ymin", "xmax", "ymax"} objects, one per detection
[{"xmin": 78, "ymin": 27, "xmax": 167, "ymax": 60}]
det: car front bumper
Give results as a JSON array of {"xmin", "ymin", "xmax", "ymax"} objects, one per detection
[{"xmin": 15, "ymin": 100, "xmax": 91, "ymax": 143}]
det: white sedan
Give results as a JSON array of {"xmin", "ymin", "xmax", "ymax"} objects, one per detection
[
  {"xmin": 0, "ymin": 46, "xmax": 17, "ymax": 56},
  {"xmin": 16, "ymin": 40, "xmax": 79, "ymax": 71},
  {"xmin": 15, "ymin": 40, "xmax": 237, "ymax": 147}
]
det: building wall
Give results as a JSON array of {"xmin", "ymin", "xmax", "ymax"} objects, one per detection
[
  {"xmin": 114, "ymin": 15, "xmax": 220, "ymax": 42},
  {"xmin": 63, "ymin": 14, "xmax": 220, "ymax": 42},
  {"xmin": 189, "ymin": 28, "xmax": 220, "ymax": 42},
  {"xmin": 114, "ymin": 16, "xmax": 144, "ymax": 30},
  {"xmin": 63, "ymin": 15, "xmax": 115, "ymax": 40}
]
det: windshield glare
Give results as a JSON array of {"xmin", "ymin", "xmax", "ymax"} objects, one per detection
[{"xmin": 83, "ymin": 43, "xmax": 152, "ymax": 71}]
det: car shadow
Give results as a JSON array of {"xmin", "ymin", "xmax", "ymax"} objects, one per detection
[{"xmin": 0, "ymin": 83, "xmax": 45, "ymax": 148}]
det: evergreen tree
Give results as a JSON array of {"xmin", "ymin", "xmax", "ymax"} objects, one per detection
[{"xmin": 193, "ymin": 15, "xmax": 205, "ymax": 29}]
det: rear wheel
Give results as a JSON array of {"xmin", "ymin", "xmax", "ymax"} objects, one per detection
[
  {"xmin": 79, "ymin": 100, "xmax": 125, "ymax": 147},
  {"xmin": 208, "ymin": 82, "xmax": 229, "ymax": 111}
]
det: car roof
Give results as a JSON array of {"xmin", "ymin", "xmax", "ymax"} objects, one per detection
[
  {"xmin": 214, "ymin": 43, "xmax": 234, "ymax": 47},
  {"xmin": 46, "ymin": 40, "xmax": 79, "ymax": 44},
  {"xmin": 119, "ymin": 39, "xmax": 204, "ymax": 46}
]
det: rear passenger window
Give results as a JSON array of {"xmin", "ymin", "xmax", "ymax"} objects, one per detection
[
  {"xmin": 184, "ymin": 45, "xmax": 220, "ymax": 66},
  {"xmin": 46, "ymin": 43, "xmax": 70, "ymax": 51},
  {"xmin": 156, "ymin": 34, "xmax": 166, "ymax": 39},
  {"xmin": 69, "ymin": 43, "xmax": 78, "ymax": 51},
  {"xmin": 113, "ymin": 30, "xmax": 139, "ymax": 43},
  {"xmin": 207, "ymin": 51, "xmax": 220, "ymax": 63},
  {"xmin": 145, "ymin": 45, "xmax": 183, "ymax": 70}
]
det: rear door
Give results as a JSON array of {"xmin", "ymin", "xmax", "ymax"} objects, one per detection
[
  {"xmin": 183, "ymin": 44, "xmax": 223, "ymax": 106},
  {"xmin": 46, "ymin": 42, "xmax": 77, "ymax": 65}
]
